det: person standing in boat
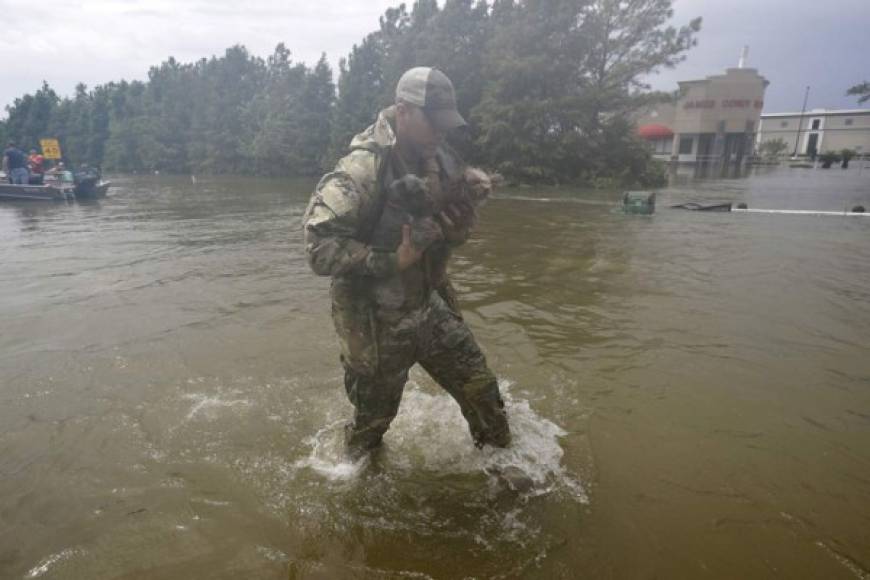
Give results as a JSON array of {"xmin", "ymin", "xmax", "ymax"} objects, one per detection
[
  {"xmin": 3, "ymin": 141, "xmax": 30, "ymax": 185},
  {"xmin": 28, "ymin": 149, "xmax": 45, "ymax": 184}
]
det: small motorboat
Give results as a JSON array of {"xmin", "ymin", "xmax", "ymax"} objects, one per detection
[
  {"xmin": 0, "ymin": 167, "xmax": 110, "ymax": 201},
  {"xmin": 72, "ymin": 167, "xmax": 111, "ymax": 198},
  {"xmin": 0, "ymin": 170, "xmax": 76, "ymax": 201}
]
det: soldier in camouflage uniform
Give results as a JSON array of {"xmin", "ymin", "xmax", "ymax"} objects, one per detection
[{"xmin": 303, "ymin": 67, "xmax": 511, "ymax": 457}]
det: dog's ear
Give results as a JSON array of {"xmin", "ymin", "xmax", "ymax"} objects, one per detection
[{"xmin": 402, "ymin": 175, "xmax": 427, "ymax": 197}]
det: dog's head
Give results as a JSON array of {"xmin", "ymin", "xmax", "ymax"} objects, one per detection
[{"xmin": 388, "ymin": 174, "xmax": 434, "ymax": 216}]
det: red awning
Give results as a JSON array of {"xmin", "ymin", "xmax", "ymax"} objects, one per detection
[{"xmin": 637, "ymin": 124, "xmax": 674, "ymax": 139}]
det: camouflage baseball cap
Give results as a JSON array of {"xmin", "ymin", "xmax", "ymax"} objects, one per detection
[{"xmin": 396, "ymin": 67, "xmax": 467, "ymax": 131}]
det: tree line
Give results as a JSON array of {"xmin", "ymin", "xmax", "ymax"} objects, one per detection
[{"xmin": 1, "ymin": 0, "xmax": 702, "ymax": 185}]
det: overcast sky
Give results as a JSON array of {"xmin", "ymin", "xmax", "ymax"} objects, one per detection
[{"xmin": 1, "ymin": 0, "xmax": 868, "ymax": 119}]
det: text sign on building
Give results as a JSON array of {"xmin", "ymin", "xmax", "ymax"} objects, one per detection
[
  {"xmin": 39, "ymin": 138, "xmax": 62, "ymax": 160},
  {"xmin": 683, "ymin": 99, "xmax": 764, "ymax": 110},
  {"xmin": 684, "ymin": 100, "xmax": 715, "ymax": 110}
]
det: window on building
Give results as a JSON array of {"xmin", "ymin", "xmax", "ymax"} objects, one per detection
[
  {"xmin": 658, "ymin": 137, "xmax": 674, "ymax": 154},
  {"xmin": 811, "ymin": 119, "xmax": 821, "ymax": 130},
  {"xmin": 659, "ymin": 137, "xmax": 674, "ymax": 155},
  {"xmin": 780, "ymin": 121, "xmax": 789, "ymax": 128},
  {"xmin": 678, "ymin": 137, "xmax": 694, "ymax": 155},
  {"xmin": 645, "ymin": 138, "xmax": 671, "ymax": 155},
  {"xmin": 845, "ymin": 118, "xmax": 854, "ymax": 126}
]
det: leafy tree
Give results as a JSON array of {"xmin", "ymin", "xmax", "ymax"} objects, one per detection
[
  {"xmin": 103, "ymin": 81, "xmax": 148, "ymax": 171},
  {"xmin": 840, "ymin": 148, "xmax": 856, "ymax": 168},
  {"xmin": 818, "ymin": 151, "xmax": 840, "ymax": 169},
  {"xmin": 196, "ymin": 46, "xmax": 265, "ymax": 174},
  {"xmin": 1, "ymin": 0, "xmax": 699, "ymax": 186},
  {"xmin": 251, "ymin": 43, "xmax": 307, "ymax": 175},
  {"xmin": 330, "ymin": 34, "xmax": 387, "ymax": 162},
  {"xmin": 474, "ymin": 0, "xmax": 699, "ymax": 183},
  {"xmin": 473, "ymin": 0, "xmax": 593, "ymax": 182},
  {"xmin": 846, "ymin": 81, "xmax": 869, "ymax": 104},
  {"xmin": 757, "ymin": 138, "xmax": 787, "ymax": 160},
  {"xmin": 250, "ymin": 45, "xmax": 336, "ymax": 176},
  {"xmin": 295, "ymin": 54, "xmax": 336, "ymax": 173},
  {"xmin": 87, "ymin": 85, "xmax": 112, "ymax": 165},
  {"xmin": 3, "ymin": 82, "xmax": 59, "ymax": 151}
]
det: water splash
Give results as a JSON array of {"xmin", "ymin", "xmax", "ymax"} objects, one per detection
[
  {"xmin": 293, "ymin": 421, "xmax": 370, "ymax": 481},
  {"xmin": 182, "ymin": 391, "xmax": 251, "ymax": 421},
  {"xmin": 294, "ymin": 380, "xmax": 586, "ymax": 501},
  {"xmin": 25, "ymin": 548, "xmax": 82, "ymax": 578}
]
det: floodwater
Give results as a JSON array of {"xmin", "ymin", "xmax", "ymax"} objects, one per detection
[{"xmin": 1, "ymin": 165, "xmax": 869, "ymax": 579}]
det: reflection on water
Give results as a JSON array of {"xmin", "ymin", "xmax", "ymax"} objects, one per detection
[
  {"xmin": 670, "ymin": 160, "xmax": 753, "ymax": 181},
  {"xmin": 1, "ymin": 167, "xmax": 869, "ymax": 579}
]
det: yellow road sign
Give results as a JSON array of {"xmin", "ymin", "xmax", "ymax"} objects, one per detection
[{"xmin": 40, "ymin": 138, "xmax": 62, "ymax": 160}]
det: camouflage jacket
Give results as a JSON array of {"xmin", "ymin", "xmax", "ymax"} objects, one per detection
[{"xmin": 303, "ymin": 106, "xmax": 466, "ymax": 375}]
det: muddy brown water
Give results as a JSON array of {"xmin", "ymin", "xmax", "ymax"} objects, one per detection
[{"xmin": 1, "ymin": 166, "xmax": 869, "ymax": 579}]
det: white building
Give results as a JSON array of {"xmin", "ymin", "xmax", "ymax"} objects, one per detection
[{"xmin": 756, "ymin": 109, "xmax": 870, "ymax": 157}]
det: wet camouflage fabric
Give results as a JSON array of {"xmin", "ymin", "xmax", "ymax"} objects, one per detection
[
  {"xmin": 304, "ymin": 108, "xmax": 401, "ymax": 375},
  {"xmin": 302, "ymin": 106, "xmax": 510, "ymax": 452},
  {"xmin": 344, "ymin": 291, "xmax": 510, "ymax": 453}
]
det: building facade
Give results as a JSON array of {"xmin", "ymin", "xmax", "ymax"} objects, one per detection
[
  {"xmin": 636, "ymin": 67, "xmax": 769, "ymax": 165},
  {"xmin": 757, "ymin": 109, "xmax": 870, "ymax": 157}
]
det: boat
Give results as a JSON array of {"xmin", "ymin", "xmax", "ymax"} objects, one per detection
[
  {"xmin": 0, "ymin": 170, "xmax": 75, "ymax": 201},
  {"xmin": 72, "ymin": 167, "xmax": 111, "ymax": 198},
  {"xmin": 0, "ymin": 168, "xmax": 110, "ymax": 201}
]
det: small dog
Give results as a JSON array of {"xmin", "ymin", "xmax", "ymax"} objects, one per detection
[
  {"xmin": 369, "ymin": 174, "xmax": 443, "ymax": 253},
  {"xmin": 368, "ymin": 168, "xmax": 492, "ymax": 311}
]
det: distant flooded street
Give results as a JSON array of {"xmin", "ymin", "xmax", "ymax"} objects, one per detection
[{"xmin": 1, "ymin": 166, "xmax": 869, "ymax": 579}]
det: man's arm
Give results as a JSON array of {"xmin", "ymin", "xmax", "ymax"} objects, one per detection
[{"xmin": 303, "ymin": 171, "xmax": 422, "ymax": 277}]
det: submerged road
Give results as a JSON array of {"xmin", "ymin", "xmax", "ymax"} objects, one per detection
[{"xmin": 1, "ymin": 166, "xmax": 869, "ymax": 578}]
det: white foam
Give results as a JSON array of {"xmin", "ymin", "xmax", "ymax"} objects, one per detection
[
  {"xmin": 25, "ymin": 548, "xmax": 82, "ymax": 578},
  {"xmin": 182, "ymin": 392, "xmax": 251, "ymax": 421},
  {"xmin": 294, "ymin": 380, "xmax": 587, "ymax": 501},
  {"xmin": 256, "ymin": 545, "xmax": 289, "ymax": 563},
  {"xmin": 292, "ymin": 421, "xmax": 370, "ymax": 481}
]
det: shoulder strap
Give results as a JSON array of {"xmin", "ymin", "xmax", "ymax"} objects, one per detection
[{"xmin": 359, "ymin": 149, "xmax": 394, "ymax": 245}]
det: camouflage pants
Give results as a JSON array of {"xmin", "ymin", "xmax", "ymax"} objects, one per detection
[{"xmin": 342, "ymin": 291, "xmax": 510, "ymax": 454}]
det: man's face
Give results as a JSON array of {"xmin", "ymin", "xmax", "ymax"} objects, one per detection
[{"xmin": 396, "ymin": 102, "xmax": 445, "ymax": 158}]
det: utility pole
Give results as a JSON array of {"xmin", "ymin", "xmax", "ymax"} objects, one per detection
[{"xmin": 792, "ymin": 85, "xmax": 810, "ymax": 157}]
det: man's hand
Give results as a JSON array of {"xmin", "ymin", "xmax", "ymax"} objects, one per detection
[
  {"xmin": 437, "ymin": 202, "xmax": 476, "ymax": 244},
  {"xmin": 396, "ymin": 224, "xmax": 424, "ymax": 271}
]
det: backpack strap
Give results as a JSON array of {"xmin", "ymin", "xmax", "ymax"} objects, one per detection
[{"xmin": 359, "ymin": 147, "xmax": 398, "ymax": 245}]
